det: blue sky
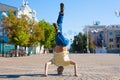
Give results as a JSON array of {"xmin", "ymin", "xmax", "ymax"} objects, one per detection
[{"xmin": 1, "ymin": 0, "xmax": 120, "ymax": 37}]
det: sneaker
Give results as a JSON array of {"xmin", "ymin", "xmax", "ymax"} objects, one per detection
[
  {"xmin": 60, "ymin": 3, "xmax": 64, "ymax": 13},
  {"xmin": 53, "ymin": 23, "xmax": 60, "ymax": 33}
]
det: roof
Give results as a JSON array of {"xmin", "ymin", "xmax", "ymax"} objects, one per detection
[{"xmin": 0, "ymin": 3, "xmax": 17, "ymax": 11}]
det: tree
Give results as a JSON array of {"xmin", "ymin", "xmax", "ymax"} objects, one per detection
[
  {"xmin": 89, "ymin": 37, "xmax": 95, "ymax": 53},
  {"xmin": 70, "ymin": 32, "xmax": 87, "ymax": 53},
  {"xmin": 2, "ymin": 10, "xmax": 55, "ymax": 54},
  {"xmin": 1, "ymin": 10, "xmax": 45, "ymax": 55},
  {"xmin": 38, "ymin": 20, "xmax": 56, "ymax": 49},
  {"xmin": 82, "ymin": 34, "xmax": 87, "ymax": 52},
  {"xmin": 28, "ymin": 22, "xmax": 44, "ymax": 47},
  {"xmin": 2, "ymin": 10, "xmax": 30, "ymax": 47}
]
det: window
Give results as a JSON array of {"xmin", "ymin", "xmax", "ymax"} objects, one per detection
[
  {"xmin": 116, "ymin": 31, "xmax": 120, "ymax": 36},
  {"xmin": 109, "ymin": 32, "xmax": 113, "ymax": 36},
  {"xmin": 116, "ymin": 25, "xmax": 118, "ymax": 28},
  {"xmin": 116, "ymin": 37, "xmax": 120, "ymax": 43},
  {"xmin": 109, "ymin": 38, "xmax": 113, "ymax": 42},
  {"xmin": 112, "ymin": 25, "xmax": 114, "ymax": 28},
  {"xmin": 117, "ymin": 44, "xmax": 120, "ymax": 48}
]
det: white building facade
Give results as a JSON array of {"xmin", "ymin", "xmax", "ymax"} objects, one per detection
[{"xmin": 17, "ymin": 0, "xmax": 38, "ymax": 21}]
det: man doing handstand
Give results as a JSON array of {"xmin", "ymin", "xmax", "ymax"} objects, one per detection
[{"xmin": 44, "ymin": 3, "xmax": 78, "ymax": 77}]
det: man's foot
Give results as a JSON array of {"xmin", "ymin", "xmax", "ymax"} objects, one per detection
[
  {"xmin": 53, "ymin": 23, "xmax": 60, "ymax": 34},
  {"xmin": 60, "ymin": 3, "xmax": 64, "ymax": 13},
  {"xmin": 57, "ymin": 66, "xmax": 64, "ymax": 75}
]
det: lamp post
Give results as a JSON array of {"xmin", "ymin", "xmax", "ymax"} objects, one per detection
[
  {"xmin": 30, "ymin": 10, "xmax": 35, "ymax": 54},
  {"xmin": 115, "ymin": 9, "xmax": 120, "ymax": 17},
  {"xmin": 87, "ymin": 27, "xmax": 90, "ymax": 53}
]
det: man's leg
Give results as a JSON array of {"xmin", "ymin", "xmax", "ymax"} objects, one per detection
[
  {"xmin": 57, "ymin": 3, "xmax": 64, "ymax": 33},
  {"xmin": 53, "ymin": 3, "xmax": 64, "ymax": 34},
  {"xmin": 53, "ymin": 3, "xmax": 69, "ymax": 46}
]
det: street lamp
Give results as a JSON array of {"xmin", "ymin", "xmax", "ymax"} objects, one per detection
[
  {"xmin": 87, "ymin": 27, "xmax": 90, "ymax": 53},
  {"xmin": 115, "ymin": 9, "xmax": 120, "ymax": 17},
  {"xmin": 29, "ymin": 10, "xmax": 35, "ymax": 54}
]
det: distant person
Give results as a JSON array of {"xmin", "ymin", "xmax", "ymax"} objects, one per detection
[{"xmin": 44, "ymin": 3, "xmax": 78, "ymax": 77}]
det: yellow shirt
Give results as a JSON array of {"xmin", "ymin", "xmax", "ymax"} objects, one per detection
[{"xmin": 51, "ymin": 51, "xmax": 71, "ymax": 66}]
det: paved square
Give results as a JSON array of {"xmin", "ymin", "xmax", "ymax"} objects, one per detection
[{"xmin": 0, "ymin": 54, "xmax": 120, "ymax": 80}]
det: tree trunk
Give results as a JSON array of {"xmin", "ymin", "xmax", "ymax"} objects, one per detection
[{"xmin": 15, "ymin": 45, "xmax": 17, "ymax": 57}]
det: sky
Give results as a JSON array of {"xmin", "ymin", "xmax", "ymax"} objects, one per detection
[{"xmin": 1, "ymin": 0, "xmax": 120, "ymax": 38}]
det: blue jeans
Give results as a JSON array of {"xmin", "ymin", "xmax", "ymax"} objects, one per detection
[{"xmin": 55, "ymin": 13, "xmax": 69, "ymax": 46}]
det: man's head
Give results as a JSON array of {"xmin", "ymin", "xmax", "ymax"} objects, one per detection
[{"xmin": 57, "ymin": 66, "xmax": 64, "ymax": 75}]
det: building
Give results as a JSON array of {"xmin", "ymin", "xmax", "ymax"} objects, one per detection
[
  {"xmin": 105, "ymin": 25, "xmax": 120, "ymax": 53},
  {"xmin": 83, "ymin": 23, "xmax": 107, "ymax": 53},
  {"xmin": 17, "ymin": 0, "xmax": 38, "ymax": 21},
  {"xmin": 84, "ymin": 23, "xmax": 120, "ymax": 53},
  {"xmin": 0, "ymin": 3, "xmax": 17, "ymax": 56}
]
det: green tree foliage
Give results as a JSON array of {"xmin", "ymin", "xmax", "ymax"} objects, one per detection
[
  {"xmin": 28, "ymin": 23, "xmax": 44, "ymax": 47},
  {"xmin": 71, "ymin": 32, "xmax": 87, "ymax": 53},
  {"xmin": 38, "ymin": 20, "xmax": 55, "ymax": 48},
  {"xmin": 2, "ymin": 10, "xmax": 55, "ymax": 52},
  {"xmin": 2, "ymin": 10, "xmax": 30, "ymax": 46},
  {"xmin": 89, "ymin": 37, "xmax": 95, "ymax": 53},
  {"xmin": 1, "ymin": 10, "xmax": 45, "ymax": 48}
]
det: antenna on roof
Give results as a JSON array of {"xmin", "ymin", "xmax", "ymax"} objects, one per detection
[{"xmin": 93, "ymin": 21, "xmax": 100, "ymax": 25}]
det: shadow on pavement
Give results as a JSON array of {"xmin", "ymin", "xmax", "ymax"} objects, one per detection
[
  {"xmin": 0, "ymin": 74, "xmax": 42, "ymax": 78},
  {"xmin": 0, "ymin": 74, "xmax": 68, "ymax": 79}
]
